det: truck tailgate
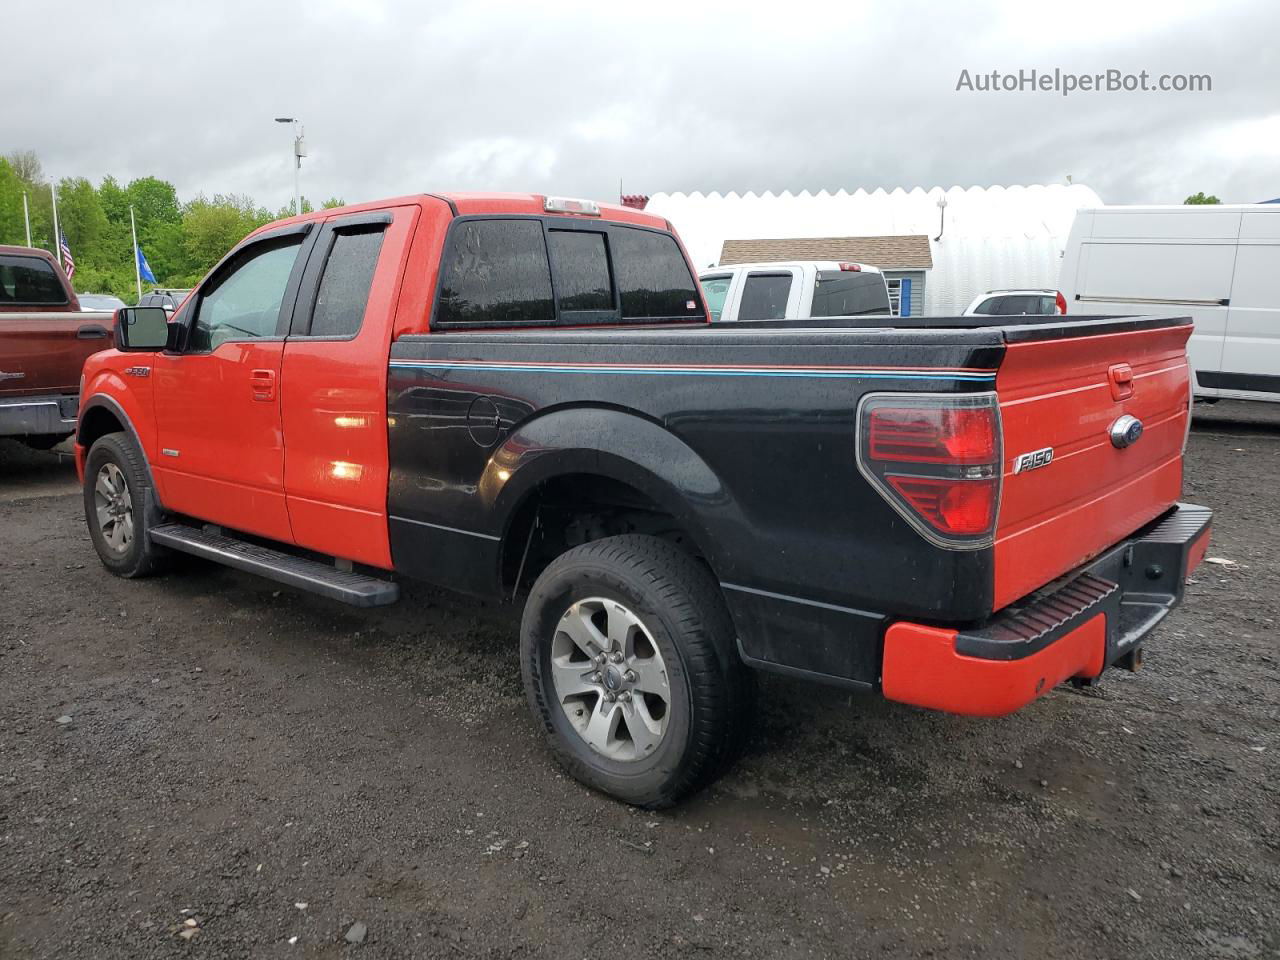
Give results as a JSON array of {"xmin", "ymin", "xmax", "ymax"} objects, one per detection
[
  {"xmin": 994, "ymin": 320, "xmax": 1192, "ymax": 609},
  {"xmin": 0, "ymin": 313, "xmax": 113, "ymax": 396}
]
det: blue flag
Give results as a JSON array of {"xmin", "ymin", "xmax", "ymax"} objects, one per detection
[{"xmin": 136, "ymin": 246, "xmax": 157, "ymax": 284}]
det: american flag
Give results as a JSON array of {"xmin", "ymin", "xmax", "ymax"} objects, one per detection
[{"xmin": 59, "ymin": 231, "xmax": 75, "ymax": 280}]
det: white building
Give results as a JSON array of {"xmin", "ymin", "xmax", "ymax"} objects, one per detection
[{"xmin": 643, "ymin": 184, "xmax": 1103, "ymax": 315}]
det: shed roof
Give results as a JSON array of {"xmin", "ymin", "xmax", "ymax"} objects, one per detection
[{"xmin": 720, "ymin": 235, "xmax": 933, "ymax": 270}]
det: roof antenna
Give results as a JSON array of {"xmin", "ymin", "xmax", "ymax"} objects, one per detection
[{"xmin": 933, "ymin": 195, "xmax": 948, "ymax": 242}]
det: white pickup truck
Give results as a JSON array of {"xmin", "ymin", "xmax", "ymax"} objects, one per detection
[{"xmin": 699, "ymin": 260, "xmax": 891, "ymax": 323}]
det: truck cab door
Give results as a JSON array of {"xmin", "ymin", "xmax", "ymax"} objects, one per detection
[
  {"xmin": 279, "ymin": 207, "xmax": 412, "ymax": 569},
  {"xmin": 151, "ymin": 225, "xmax": 316, "ymax": 543}
]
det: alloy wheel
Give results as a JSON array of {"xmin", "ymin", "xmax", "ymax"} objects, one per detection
[
  {"xmin": 549, "ymin": 597, "xmax": 671, "ymax": 761},
  {"xmin": 93, "ymin": 462, "xmax": 134, "ymax": 555}
]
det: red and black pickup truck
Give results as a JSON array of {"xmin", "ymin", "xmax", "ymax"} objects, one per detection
[
  {"xmin": 75, "ymin": 193, "xmax": 1211, "ymax": 807},
  {"xmin": 1, "ymin": 245, "xmax": 114, "ymax": 448}
]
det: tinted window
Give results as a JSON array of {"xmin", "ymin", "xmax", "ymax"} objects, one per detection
[
  {"xmin": 610, "ymin": 227, "xmax": 701, "ymax": 320},
  {"xmin": 0, "ymin": 255, "xmax": 67, "ymax": 305},
  {"xmin": 437, "ymin": 219, "xmax": 554, "ymax": 327},
  {"xmin": 190, "ymin": 239, "xmax": 301, "ymax": 351},
  {"xmin": 995, "ymin": 295, "xmax": 1039, "ymax": 315},
  {"xmin": 812, "ymin": 271, "xmax": 890, "ymax": 317},
  {"xmin": 1037, "ymin": 295, "xmax": 1058, "ymax": 314},
  {"xmin": 738, "ymin": 273, "xmax": 792, "ymax": 322},
  {"xmin": 973, "ymin": 297, "xmax": 1000, "ymax": 314},
  {"xmin": 700, "ymin": 275, "xmax": 732, "ymax": 321},
  {"xmin": 309, "ymin": 229, "xmax": 385, "ymax": 337},
  {"xmin": 548, "ymin": 230, "xmax": 611, "ymax": 312}
]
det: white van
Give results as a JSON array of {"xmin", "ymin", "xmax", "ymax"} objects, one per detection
[
  {"xmin": 1059, "ymin": 205, "xmax": 1280, "ymax": 402},
  {"xmin": 699, "ymin": 261, "xmax": 891, "ymax": 323}
]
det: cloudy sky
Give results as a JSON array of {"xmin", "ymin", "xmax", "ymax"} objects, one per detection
[{"xmin": 8, "ymin": 0, "xmax": 1279, "ymax": 209}]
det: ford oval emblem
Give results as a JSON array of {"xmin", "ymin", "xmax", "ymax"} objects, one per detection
[{"xmin": 1110, "ymin": 414, "xmax": 1144, "ymax": 449}]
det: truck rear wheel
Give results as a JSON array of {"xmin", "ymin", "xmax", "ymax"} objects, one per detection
[
  {"xmin": 84, "ymin": 432, "xmax": 169, "ymax": 579},
  {"xmin": 520, "ymin": 535, "xmax": 753, "ymax": 808}
]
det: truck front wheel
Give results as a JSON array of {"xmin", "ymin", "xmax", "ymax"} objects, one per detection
[
  {"xmin": 520, "ymin": 535, "xmax": 753, "ymax": 808},
  {"xmin": 84, "ymin": 432, "xmax": 168, "ymax": 579}
]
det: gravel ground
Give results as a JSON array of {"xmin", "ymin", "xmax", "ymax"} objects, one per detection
[{"xmin": 1, "ymin": 403, "xmax": 1277, "ymax": 960}]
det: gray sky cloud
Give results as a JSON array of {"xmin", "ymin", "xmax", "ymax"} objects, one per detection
[{"xmin": 7, "ymin": 0, "xmax": 1278, "ymax": 209}]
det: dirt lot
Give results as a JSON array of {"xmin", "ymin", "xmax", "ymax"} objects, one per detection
[{"xmin": 1, "ymin": 404, "xmax": 1277, "ymax": 960}]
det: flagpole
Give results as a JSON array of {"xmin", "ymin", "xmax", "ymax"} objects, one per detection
[
  {"xmin": 50, "ymin": 182, "xmax": 61, "ymax": 267},
  {"xmin": 22, "ymin": 192, "xmax": 32, "ymax": 247},
  {"xmin": 130, "ymin": 205, "xmax": 143, "ymax": 303}
]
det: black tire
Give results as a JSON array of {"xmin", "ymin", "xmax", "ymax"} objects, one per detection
[
  {"xmin": 521, "ymin": 534, "xmax": 754, "ymax": 808},
  {"xmin": 84, "ymin": 432, "xmax": 169, "ymax": 578}
]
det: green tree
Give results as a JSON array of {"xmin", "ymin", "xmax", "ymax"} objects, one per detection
[
  {"xmin": 56, "ymin": 177, "xmax": 110, "ymax": 266},
  {"xmin": 5, "ymin": 150, "xmax": 43, "ymax": 183},
  {"xmin": 0, "ymin": 158, "xmax": 27, "ymax": 245},
  {"xmin": 1, "ymin": 151, "xmax": 53, "ymax": 253},
  {"xmin": 0, "ymin": 150, "xmax": 339, "ymax": 296},
  {"xmin": 127, "ymin": 176, "xmax": 182, "ymax": 228},
  {"xmin": 98, "ymin": 176, "xmax": 130, "ymax": 223},
  {"xmin": 1184, "ymin": 192, "xmax": 1221, "ymax": 205},
  {"xmin": 179, "ymin": 193, "xmax": 272, "ymax": 284}
]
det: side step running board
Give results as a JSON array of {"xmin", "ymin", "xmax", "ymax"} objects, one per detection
[{"xmin": 148, "ymin": 523, "xmax": 399, "ymax": 607}]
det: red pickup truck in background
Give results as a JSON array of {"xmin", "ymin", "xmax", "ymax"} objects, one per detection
[
  {"xmin": 73, "ymin": 193, "xmax": 1210, "ymax": 807},
  {"xmin": 0, "ymin": 244, "xmax": 113, "ymax": 449}
]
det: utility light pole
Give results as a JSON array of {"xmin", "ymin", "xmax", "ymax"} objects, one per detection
[{"xmin": 274, "ymin": 117, "xmax": 306, "ymax": 216}]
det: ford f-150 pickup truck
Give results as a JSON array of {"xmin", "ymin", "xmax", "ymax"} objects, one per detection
[
  {"xmin": 75, "ymin": 193, "xmax": 1211, "ymax": 807},
  {"xmin": 1, "ymin": 244, "xmax": 113, "ymax": 449}
]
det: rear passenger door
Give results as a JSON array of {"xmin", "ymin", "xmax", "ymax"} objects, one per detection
[{"xmin": 279, "ymin": 206, "xmax": 415, "ymax": 569}]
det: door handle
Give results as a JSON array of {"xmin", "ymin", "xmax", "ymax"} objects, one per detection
[
  {"xmin": 249, "ymin": 368, "xmax": 276, "ymax": 401},
  {"xmin": 77, "ymin": 325, "xmax": 109, "ymax": 339}
]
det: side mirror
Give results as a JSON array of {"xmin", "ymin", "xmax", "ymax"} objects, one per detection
[{"xmin": 114, "ymin": 306, "xmax": 173, "ymax": 351}]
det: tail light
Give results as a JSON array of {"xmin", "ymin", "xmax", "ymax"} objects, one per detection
[
  {"xmin": 1055, "ymin": 291, "xmax": 1067, "ymax": 315},
  {"xmin": 837, "ymin": 262, "xmax": 862, "ymax": 272},
  {"xmin": 857, "ymin": 393, "xmax": 1003, "ymax": 548}
]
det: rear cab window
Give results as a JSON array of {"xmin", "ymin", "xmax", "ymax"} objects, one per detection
[
  {"xmin": 0, "ymin": 254, "xmax": 68, "ymax": 306},
  {"xmin": 432, "ymin": 216, "xmax": 703, "ymax": 329},
  {"xmin": 547, "ymin": 229, "xmax": 612, "ymax": 318}
]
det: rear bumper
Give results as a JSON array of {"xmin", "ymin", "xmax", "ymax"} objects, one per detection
[
  {"xmin": 882, "ymin": 502, "xmax": 1212, "ymax": 716},
  {"xmin": 0, "ymin": 394, "xmax": 78, "ymax": 438}
]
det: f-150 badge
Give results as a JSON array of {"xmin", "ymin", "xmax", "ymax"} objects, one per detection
[
  {"xmin": 1012, "ymin": 447, "xmax": 1054, "ymax": 474},
  {"xmin": 0, "ymin": 371, "xmax": 25, "ymax": 381}
]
